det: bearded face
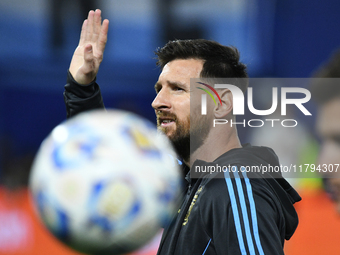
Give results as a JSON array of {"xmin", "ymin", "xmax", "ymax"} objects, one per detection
[
  {"xmin": 156, "ymin": 101, "xmax": 212, "ymax": 162},
  {"xmin": 156, "ymin": 110, "xmax": 190, "ymax": 161},
  {"xmin": 151, "ymin": 59, "xmax": 211, "ymax": 162}
]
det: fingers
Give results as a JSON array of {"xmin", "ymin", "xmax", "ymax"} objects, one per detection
[
  {"xmin": 93, "ymin": 9, "xmax": 102, "ymax": 42},
  {"xmin": 84, "ymin": 9, "xmax": 108, "ymax": 45},
  {"xmin": 97, "ymin": 19, "xmax": 109, "ymax": 55},
  {"xmin": 85, "ymin": 10, "xmax": 95, "ymax": 42},
  {"xmin": 82, "ymin": 44, "xmax": 95, "ymax": 74},
  {"xmin": 79, "ymin": 19, "xmax": 87, "ymax": 46}
]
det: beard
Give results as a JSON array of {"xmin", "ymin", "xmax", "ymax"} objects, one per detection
[{"xmin": 156, "ymin": 111, "xmax": 211, "ymax": 163}]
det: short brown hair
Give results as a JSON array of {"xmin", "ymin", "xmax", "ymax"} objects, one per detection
[{"xmin": 155, "ymin": 39, "xmax": 248, "ymax": 93}]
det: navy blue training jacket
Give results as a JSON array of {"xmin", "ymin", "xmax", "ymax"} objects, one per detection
[{"xmin": 64, "ymin": 72, "xmax": 301, "ymax": 255}]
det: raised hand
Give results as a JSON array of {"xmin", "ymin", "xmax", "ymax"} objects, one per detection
[{"xmin": 69, "ymin": 9, "xmax": 109, "ymax": 85}]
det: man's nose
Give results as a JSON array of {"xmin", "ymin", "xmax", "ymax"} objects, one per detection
[{"xmin": 152, "ymin": 89, "xmax": 171, "ymax": 110}]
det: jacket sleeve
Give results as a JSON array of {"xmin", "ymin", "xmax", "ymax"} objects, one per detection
[
  {"xmin": 63, "ymin": 71, "xmax": 105, "ymax": 118},
  {"xmin": 201, "ymin": 177, "xmax": 285, "ymax": 255}
]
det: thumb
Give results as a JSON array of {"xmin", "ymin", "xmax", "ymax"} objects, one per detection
[
  {"xmin": 82, "ymin": 44, "xmax": 95, "ymax": 74},
  {"xmin": 84, "ymin": 44, "xmax": 93, "ymax": 63}
]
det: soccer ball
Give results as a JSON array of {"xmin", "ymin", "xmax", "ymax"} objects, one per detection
[{"xmin": 29, "ymin": 109, "xmax": 182, "ymax": 255}]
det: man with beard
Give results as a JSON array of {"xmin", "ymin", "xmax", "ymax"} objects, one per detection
[{"xmin": 64, "ymin": 9, "xmax": 301, "ymax": 255}]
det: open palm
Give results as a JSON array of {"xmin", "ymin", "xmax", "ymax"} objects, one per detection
[{"xmin": 69, "ymin": 9, "xmax": 109, "ymax": 85}]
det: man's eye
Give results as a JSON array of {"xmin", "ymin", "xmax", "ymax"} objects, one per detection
[{"xmin": 174, "ymin": 87, "xmax": 184, "ymax": 91}]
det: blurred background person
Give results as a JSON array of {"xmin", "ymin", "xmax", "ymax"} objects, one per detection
[
  {"xmin": 311, "ymin": 49, "xmax": 340, "ymax": 212},
  {"xmin": 284, "ymin": 48, "xmax": 340, "ymax": 255}
]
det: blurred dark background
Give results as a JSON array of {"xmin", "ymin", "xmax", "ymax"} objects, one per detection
[
  {"xmin": 0, "ymin": 0, "xmax": 340, "ymax": 186},
  {"xmin": 0, "ymin": 1, "xmax": 340, "ymax": 254}
]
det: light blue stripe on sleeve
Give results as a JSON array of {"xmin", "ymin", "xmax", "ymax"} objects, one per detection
[
  {"xmin": 202, "ymin": 239, "xmax": 212, "ymax": 255},
  {"xmin": 224, "ymin": 170, "xmax": 247, "ymax": 255},
  {"xmin": 241, "ymin": 167, "xmax": 265, "ymax": 255},
  {"xmin": 234, "ymin": 170, "xmax": 256, "ymax": 255}
]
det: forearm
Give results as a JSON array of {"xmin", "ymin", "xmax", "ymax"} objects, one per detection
[{"xmin": 63, "ymin": 70, "xmax": 105, "ymax": 118}]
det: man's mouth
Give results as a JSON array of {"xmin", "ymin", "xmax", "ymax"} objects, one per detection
[
  {"xmin": 159, "ymin": 118, "xmax": 175, "ymax": 127},
  {"xmin": 157, "ymin": 112, "xmax": 177, "ymax": 128}
]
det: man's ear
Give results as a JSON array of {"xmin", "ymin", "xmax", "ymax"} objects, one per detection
[{"xmin": 214, "ymin": 89, "xmax": 233, "ymax": 118}]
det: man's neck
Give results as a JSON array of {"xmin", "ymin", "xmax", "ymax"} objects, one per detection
[{"xmin": 185, "ymin": 126, "xmax": 242, "ymax": 167}]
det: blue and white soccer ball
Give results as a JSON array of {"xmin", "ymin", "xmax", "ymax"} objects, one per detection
[{"xmin": 29, "ymin": 109, "xmax": 182, "ymax": 255}]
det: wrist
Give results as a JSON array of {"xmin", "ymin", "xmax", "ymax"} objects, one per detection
[
  {"xmin": 65, "ymin": 70, "xmax": 98, "ymax": 98},
  {"xmin": 68, "ymin": 70, "xmax": 96, "ymax": 86}
]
